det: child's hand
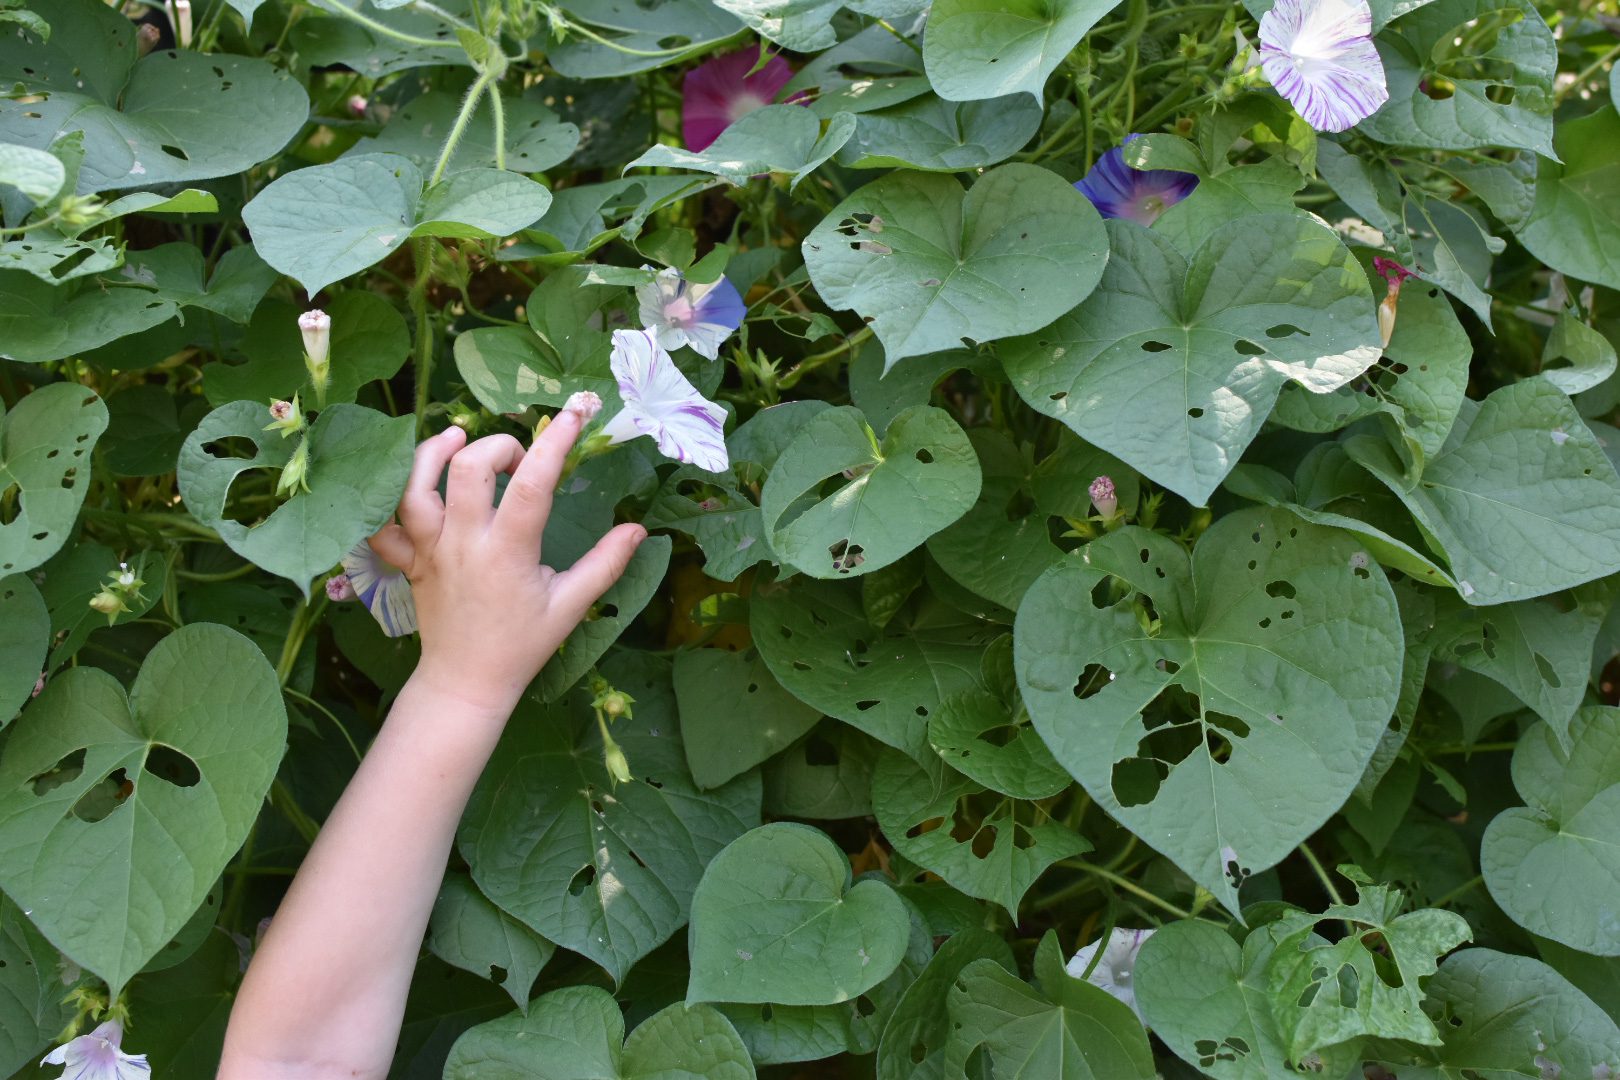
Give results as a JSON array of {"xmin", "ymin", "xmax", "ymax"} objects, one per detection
[{"xmin": 366, "ymin": 400, "xmax": 647, "ymax": 714}]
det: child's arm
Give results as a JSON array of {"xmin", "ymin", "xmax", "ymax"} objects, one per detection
[{"xmin": 218, "ymin": 404, "xmax": 646, "ymax": 1079}]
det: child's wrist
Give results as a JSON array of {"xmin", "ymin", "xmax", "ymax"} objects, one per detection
[{"xmin": 404, "ymin": 660, "xmax": 524, "ymax": 725}]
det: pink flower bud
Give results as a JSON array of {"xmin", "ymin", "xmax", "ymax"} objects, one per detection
[
  {"xmin": 32, "ymin": 671, "xmax": 45, "ymax": 698},
  {"xmin": 564, "ymin": 390, "xmax": 603, "ymax": 422},
  {"xmin": 1372, "ymin": 257, "xmax": 1414, "ymax": 292},
  {"xmin": 270, "ymin": 400, "xmax": 294, "ymax": 422},
  {"xmin": 298, "ymin": 310, "xmax": 331, "ymax": 397},
  {"xmin": 1090, "ymin": 475, "xmax": 1118, "ymax": 518},
  {"xmin": 325, "ymin": 574, "xmax": 357, "ymax": 602},
  {"xmin": 264, "ymin": 396, "xmax": 305, "ymax": 437},
  {"xmin": 347, "ymin": 95, "xmax": 369, "ymax": 118},
  {"xmin": 1378, "ymin": 293, "xmax": 1399, "ymax": 349}
]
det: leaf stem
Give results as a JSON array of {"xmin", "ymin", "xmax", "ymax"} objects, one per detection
[
  {"xmin": 1559, "ymin": 42, "xmax": 1620, "ymax": 104},
  {"xmin": 779, "ymin": 325, "xmax": 873, "ymax": 390},
  {"xmin": 486, "ymin": 80, "xmax": 507, "ymax": 171},
  {"xmin": 1297, "ymin": 842, "xmax": 1345, "ymax": 906},
  {"xmin": 430, "ymin": 67, "xmax": 497, "ymax": 185},
  {"xmin": 1430, "ymin": 873, "xmax": 1484, "ymax": 908},
  {"xmin": 409, "ymin": 237, "xmax": 436, "ymax": 434}
]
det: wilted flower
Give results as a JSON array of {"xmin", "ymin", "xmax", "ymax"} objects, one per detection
[
  {"xmin": 1074, "ymin": 138, "xmax": 1198, "ymax": 226},
  {"xmin": 637, "ymin": 267, "xmax": 746, "ymax": 361},
  {"xmin": 41, "ymin": 1020, "xmax": 150, "ymax": 1080},
  {"xmin": 600, "ymin": 330, "xmax": 730, "ymax": 474},
  {"xmin": 324, "ymin": 573, "xmax": 356, "ymax": 603},
  {"xmin": 564, "ymin": 390, "xmax": 603, "ymax": 422},
  {"xmin": 683, "ymin": 47, "xmax": 796, "ymax": 152},
  {"xmin": 341, "ymin": 539, "xmax": 417, "ymax": 638},
  {"xmin": 1373, "ymin": 256, "xmax": 1415, "ymax": 348},
  {"xmin": 275, "ymin": 438, "xmax": 312, "ymax": 497},
  {"xmin": 298, "ymin": 309, "xmax": 331, "ymax": 402},
  {"xmin": 1066, "ymin": 927, "xmax": 1155, "ymax": 1024},
  {"xmin": 264, "ymin": 396, "xmax": 304, "ymax": 438},
  {"xmin": 1090, "ymin": 475, "xmax": 1118, "ymax": 518},
  {"xmin": 1258, "ymin": 0, "xmax": 1389, "ymax": 133}
]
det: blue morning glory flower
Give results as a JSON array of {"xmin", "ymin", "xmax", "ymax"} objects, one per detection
[
  {"xmin": 341, "ymin": 539, "xmax": 417, "ymax": 638},
  {"xmin": 637, "ymin": 267, "xmax": 746, "ymax": 362},
  {"xmin": 1073, "ymin": 138, "xmax": 1199, "ymax": 226}
]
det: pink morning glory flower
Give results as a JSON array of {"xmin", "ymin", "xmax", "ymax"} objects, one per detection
[
  {"xmin": 341, "ymin": 539, "xmax": 416, "ymax": 638},
  {"xmin": 683, "ymin": 47, "xmax": 796, "ymax": 152},
  {"xmin": 1373, "ymin": 256, "xmax": 1415, "ymax": 347},
  {"xmin": 1074, "ymin": 137, "xmax": 1198, "ymax": 226},
  {"xmin": 41, "ymin": 1020, "xmax": 150, "ymax": 1080},
  {"xmin": 1066, "ymin": 927, "xmax": 1156, "ymax": 1024},
  {"xmin": 637, "ymin": 267, "xmax": 746, "ymax": 361},
  {"xmin": 601, "ymin": 329, "xmax": 729, "ymax": 474},
  {"xmin": 1258, "ymin": 0, "xmax": 1389, "ymax": 133}
]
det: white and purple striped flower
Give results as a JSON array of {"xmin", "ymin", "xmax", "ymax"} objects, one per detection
[
  {"xmin": 601, "ymin": 329, "xmax": 729, "ymax": 474},
  {"xmin": 1074, "ymin": 138, "xmax": 1199, "ymax": 226},
  {"xmin": 636, "ymin": 267, "xmax": 746, "ymax": 361},
  {"xmin": 341, "ymin": 539, "xmax": 417, "ymax": 638},
  {"xmin": 1258, "ymin": 0, "xmax": 1389, "ymax": 133},
  {"xmin": 42, "ymin": 1021, "xmax": 150, "ymax": 1080},
  {"xmin": 1066, "ymin": 927, "xmax": 1156, "ymax": 1024}
]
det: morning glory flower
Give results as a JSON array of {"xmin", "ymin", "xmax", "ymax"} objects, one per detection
[
  {"xmin": 1373, "ymin": 256, "xmax": 1415, "ymax": 347},
  {"xmin": 1066, "ymin": 927, "xmax": 1156, "ymax": 1024},
  {"xmin": 683, "ymin": 47, "xmax": 795, "ymax": 152},
  {"xmin": 1258, "ymin": 0, "xmax": 1389, "ymax": 133},
  {"xmin": 42, "ymin": 1020, "xmax": 150, "ymax": 1080},
  {"xmin": 1089, "ymin": 475, "xmax": 1118, "ymax": 518},
  {"xmin": 637, "ymin": 267, "xmax": 746, "ymax": 361},
  {"xmin": 601, "ymin": 329, "xmax": 729, "ymax": 474},
  {"xmin": 341, "ymin": 539, "xmax": 417, "ymax": 638},
  {"xmin": 1074, "ymin": 138, "xmax": 1198, "ymax": 226}
]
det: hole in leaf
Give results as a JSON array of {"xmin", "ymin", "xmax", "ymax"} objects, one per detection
[
  {"xmin": 0, "ymin": 484, "xmax": 19, "ymax": 526},
  {"xmin": 1533, "ymin": 653, "xmax": 1561, "ymax": 688},
  {"xmin": 1111, "ymin": 756, "xmax": 1167, "ymax": 806},
  {"xmin": 1234, "ymin": 339, "xmax": 1266, "ymax": 356},
  {"xmin": 159, "ymin": 143, "xmax": 189, "ymax": 160},
  {"xmin": 489, "ymin": 964, "xmax": 507, "ymax": 984},
  {"xmin": 567, "ymin": 864, "xmax": 596, "ymax": 896},
  {"xmin": 856, "ymin": 699, "xmax": 879, "ymax": 711},
  {"xmin": 977, "ymin": 724, "xmax": 1020, "ymax": 748},
  {"xmin": 1072, "ymin": 663, "xmax": 1112, "ymax": 699},
  {"xmin": 1140, "ymin": 340, "xmax": 1172, "ymax": 353},
  {"xmin": 855, "ymin": 994, "xmax": 876, "ymax": 1017},
  {"xmin": 29, "ymin": 747, "xmax": 86, "ymax": 795},
  {"xmin": 143, "ymin": 745, "xmax": 199, "ymax": 788},
  {"xmin": 201, "ymin": 436, "xmax": 259, "ymax": 460},
  {"xmin": 915, "ymin": 448, "xmax": 934, "ymax": 464},
  {"xmin": 1264, "ymin": 324, "xmax": 1310, "ymax": 339},
  {"xmin": 911, "ymin": 1041, "xmax": 928, "ymax": 1064},
  {"xmin": 1336, "ymin": 964, "xmax": 1361, "ymax": 1008},
  {"xmin": 1265, "ymin": 580, "xmax": 1296, "ymax": 600},
  {"xmin": 804, "ymin": 733, "xmax": 839, "ymax": 767},
  {"xmin": 1188, "ymin": 407, "xmax": 1204, "ymax": 419},
  {"xmin": 71, "ymin": 768, "xmax": 131, "ymax": 823}
]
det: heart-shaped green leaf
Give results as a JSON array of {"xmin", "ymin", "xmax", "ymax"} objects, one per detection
[
  {"xmin": 761, "ymin": 405, "xmax": 980, "ymax": 579},
  {"xmin": 803, "ymin": 165, "xmax": 1107, "ymax": 369},
  {"xmin": 545, "ymin": 0, "xmax": 741, "ymax": 78},
  {"xmin": 674, "ymin": 647, "xmax": 822, "ymax": 790},
  {"xmin": 429, "ymin": 872, "xmax": 556, "ymax": 1011},
  {"xmin": 0, "ymin": 574, "xmax": 47, "ymax": 726},
  {"xmin": 838, "ymin": 93, "xmax": 1043, "ymax": 171},
  {"xmin": 1483, "ymin": 707, "xmax": 1620, "ymax": 956},
  {"xmin": 202, "ymin": 293, "xmax": 411, "ymax": 408},
  {"xmin": 1512, "ymin": 106, "xmax": 1620, "ymax": 292},
  {"xmin": 1014, "ymin": 507, "xmax": 1404, "ymax": 911},
  {"xmin": 532, "ymin": 536, "xmax": 671, "ymax": 702},
  {"xmin": 686, "ymin": 822, "xmax": 910, "ymax": 1006},
  {"xmin": 0, "ymin": 623, "xmax": 286, "ymax": 996},
  {"xmin": 349, "ymin": 90, "xmax": 580, "ymax": 175},
  {"xmin": 923, "ymin": 0, "xmax": 1121, "ymax": 102},
  {"xmin": 0, "ymin": 382, "xmax": 108, "ymax": 576},
  {"xmin": 627, "ymin": 105, "xmax": 856, "ymax": 189},
  {"xmin": 1004, "ymin": 215, "xmax": 1380, "ymax": 506},
  {"xmin": 0, "ymin": 895, "xmax": 77, "ymax": 1076},
  {"xmin": 875, "ymin": 928, "xmax": 1014, "ymax": 1080},
  {"xmin": 0, "ymin": 272, "xmax": 181, "ymax": 364}
]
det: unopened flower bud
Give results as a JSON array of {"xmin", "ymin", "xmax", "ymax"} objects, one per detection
[
  {"xmin": 299, "ymin": 310, "xmax": 331, "ymax": 402},
  {"xmin": 276, "ymin": 438, "xmax": 312, "ymax": 497},
  {"xmin": 564, "ymin": 390, "xmax": 603, "ymax": 422},
  {"xmin": 325, "ymin": 574, "xmax": 356, "ymax": 602},
  {"xmin": 136, "ymin": 22, "xmax": 161, "ymax": 56},
  {"xmin": 32, "ymin": 671, "xmax": 45, "ymax": 698},
  {"xmin": 1372, "ymin": 257, "xmax": 1414, "ymax": 349},
  {"xmin": 89, "ymin": 589, "xmax": 126, "ymax": 617},
  {"xmin": 601, "ymin": 691, "xmax": 631, "ymax": 718},
  {"xmin": 57, "ymin": 194, "xmax": 103, "ymax": 228},
  {"xmin": 347, "ymin": 94, "xmax": 369, "ymax": 118},
  {"xmin": 603, "ymin": 738, "xmax": 633, "ymax": 785},
  {"xmin": 264, "ymin": 396, "xmax": 305, "ymax": 438},
  {"xmin": 1090, "ymin": 475, "xmax": 1118, "ymax": 518}
]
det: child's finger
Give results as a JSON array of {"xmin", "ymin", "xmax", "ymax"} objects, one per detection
[
  {"xmin": 550, "ymin": 522, "xmax": 647, "ymax": 623},
  {"xmin": 441, "ymin": 433, "xmax": 526, "ymax": 546},
  {"xmin": 366, "ymin": 523, "xmax": 414, "ymax": 573},
  {"xmin": 398, "ymin": 426, "xmax": 467, "ymax": 547},
  {"xmin": 495, "ymin": 406, "xmax": 587, "ymax": 557}
]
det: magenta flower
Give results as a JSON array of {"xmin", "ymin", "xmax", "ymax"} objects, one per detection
[
  {"xmin": 683, "ymin": 47, "xmax": 796, "ymax": 152},
  {"xmin": 637, "ymin": 267, "xmax": 746, "ymax": 361},
  {"xmin": 1259, "ymin": 0, "xmax": 1389, "ymax": 133},
  {"xmin": 1066, "ymin": 928, "xmax": 1156, "ymax": 1024},
  {"xmin": 41, "ymin": 1021, "xmax": 150, "ymax": 1080},
  {"xmin": 601, "ymin": 329, "xmax": 729, "ymax": 474},
  {"xmin": 1074, "ymin": 137, "xmax": 1198, "ymax": 226},
  {"xmin": 1373, "ymin": 256, "xmax": 1415, "ymax": 347},
  {"xmin": 341, "ymin": 539, "xmax": 416, "ymax": 638}
]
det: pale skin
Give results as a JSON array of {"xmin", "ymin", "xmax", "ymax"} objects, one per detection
[{"xmin": 218, "ymin": 408, "xmax": 646, "ymax": 1079}]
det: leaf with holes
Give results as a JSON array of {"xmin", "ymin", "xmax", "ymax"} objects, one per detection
[
  {"xmin": 1366, "ymin": 949, "xmax": 1620, "ymax": 1078},
  {"xmin": 0, "ymin": 895, "xmax": 77, "ymax": 1076},
  {"xmin": 1263, "ymin": 884, "xmax": 1471, "ymax": 1060},
  {"xmin": 674, "ymin": 647, "xmax": 822, "ymax": 790},
  {"xmin": 0, "ymin": 623, "xmax": 285, "ymax": 997},
  {"xmin": 922, "ymin": 0, "xmax": 1122, "ymax": 102},
  {"xmin": 176, "ymin": 402, "xmax": 415, "ymax": 594},
  {"xmin": 751, "ymin": 577, "xmax": 1000, "ymax": 756},
  {"xmin": 291, "ymin": 0, "xmax": 468, "ymax": 77},
  {"xmin": 928, "ymin": 686, "xmax": 1072, "ymax": 801},
  {"xmin": 686, "ymin": 822, "xmax": 911, "ymax": 1006},
  {"xmin": 0, "ymin": 574, "xmax": 47, "ymax": 726},
  {"xmin": 348, "ymin": 91, "xmax": 580, "ymax": 175},
  {"xmin": 1003, "ymin": 214, "xmax": 1380, "ymax": 507},
  {"xmin": 532, "ymin": 536, "xmax": 670, "ymax": 702},
  {"xmin": 1513, "ymin": 106, "xmax": 1620, "ymax": 292},
  {"xmin": 0, "ymin": 0, "xmax": 308, "ymax": 190},
  {"xmin": 946, "ymin": 932, "xmax": 1157, "ymax": 1079},
  {"xmin": 429, "ymin": 872, "xmax": 556, "ymax": 1011},
  {"xmin": 1270, "ymin": 268, "xmax": 1470, "ymax": 465},
  {"xmin": 760, "ymin": 405, "xmax": 980, "ymax": 580},
  {"xmin": 875, "ymin": 929, "xmax": 1015, "ymax": 1080},
  {"xmin": 0, "ymin": 382, "xmax": 108, "ymax": 577},
  {"xmin": 802, "ymin": 165, "xmax": 1107, "ymax": 369},
  {"xmin": 445, "ymin": 984, "xmax": 757, "ymax": 1080},
  {"xmin": 762, "ymin": 721, "xmax": 880, "ymax": 820},
  {"xmin": 643, "ymin": 466, "xmax": 768, "ymax": 583},
  {"xmin": 545, "ymin": 0, "xmax": 743, "ymax": 79},
  {"xmin": 1358, "ymin": 0, "xmax": 1555, "ymax": 157},
  {"xmin": 872, "ymin": 748, "xmax": 1087, "ymax": 916},
  {"xmin": 1014, "ymin": 507, "xmax": 1404, "ymax": 912},
  {"xmin": 202, "ymin": 293, "xmax": 411, "ymax": 408},
  {"xmin": 0, "ymin": 272, "xmax": 180, "ymax": 364},
  {"xmin": 719, "ymin": 905, "xmax": 932, "ymax": 1064},
  {"xmin": 628, "ymin": 106, "xmax": 854, "ymax": 189},
  {"xmin": 838, "ymin": 93, "xmax": 1044, "ymax": 172},
  {"xmin": 1136, "ymin": 919, "xmax": 1365, "ymax": 1080},
  {"xmin": 1343, "ymin": 379, "xmax": 1620, "ymax": 605},
  {"xmin": 0, "ymin": 234, "xmax": 119, "ymax": 283},
  {"xmin": 460, "ymin": 653, "xmax": 760, "ymax": 985},
  {"xmin": 1482, "ymin": 707, "xmax": 1620, "ymax": 956}
]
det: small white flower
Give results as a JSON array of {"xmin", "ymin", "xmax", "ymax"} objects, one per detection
[
  {"xmin": 1066, "ymin": 927, "xmax": 1155, "ymax": 1025},
  {"xmin": 298, "ymin": 309, "xmax": 330, "ymax": 369},
  {"xmin": 341, "ymin": 540, "xmax": 416, "ymax": 638},
  {"xmin": 636, "ymin": 267, "xmax": 746, "ymax": 361},
  {"xmin": 42, "ymin": 1020, "xmax": 150, "ymax": 1080},
  {"xmin": 324, "ymin": 573, "xmax": 357, "ymax": 602},
  {"xmin": 1258, "ymin": 0, "xmax": 1389, "ymax": 133},
  {"xmin": 600, "ymin": 330, "xmax": 730, "ymax": 474}
]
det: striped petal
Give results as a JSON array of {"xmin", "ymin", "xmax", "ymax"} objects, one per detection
[
  {"xmin": 341, "ymin": 539, "xmax": 417, "ymax": 638},
  {"xmin": 1258, "ymin": 0, "xmax": 1388, "ymax": 133},
  {"xmin": 635, "ymin": 266, "xmax": 745, "ymax": 360},
  {"xmin": 606, "ymin": 329, "xmax": 730, "ymax": 474}
]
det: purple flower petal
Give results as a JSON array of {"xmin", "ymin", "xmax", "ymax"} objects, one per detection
[
  {"xmin": 1259, "ymin": 0, "xmax": 1389, "ymax": 133},
  {"xmin": 1065, "ymin": 927, "xmax": 1156, "ymax": 1025},
  {"xmin": 341, "ymin": 539, "xmax": 416, "ymax": 638},
  {"xmin": 1074, "ymin": 136, "xmax": 1199, "ymax": 226},
  {"xmin": 682, "ymin": 48, "xmax": 796, "ymax": 152},
  {"xmin": 41, "ymin": 1021, "xmax": 151, "ymax": 1080},
  {"xmin": 636, "ymin": 266, "xmax": 745, "ymax": 361},
  {"xmin": 606, "ymin": 329, "xmax": 730, "ymax": 473}
]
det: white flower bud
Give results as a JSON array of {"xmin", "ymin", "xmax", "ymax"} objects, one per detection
[
  {"xmin": 299, "ymin": 310, "xmax": 331, "ymax": 398},
  {"xmin": 1090, "ymin": 475, "xmax": 1118, "ymax": 518}
]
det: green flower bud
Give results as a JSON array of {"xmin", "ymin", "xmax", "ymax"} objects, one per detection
[{"xmin": 276, "ymin": 438, "xmax": 312, "ymax": 498}]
